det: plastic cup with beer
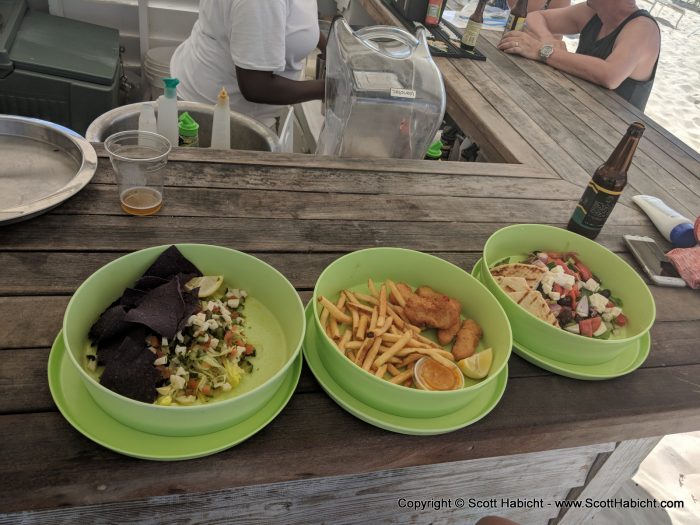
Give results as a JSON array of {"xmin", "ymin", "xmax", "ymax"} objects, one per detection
[{"xmin": 104, "ymin": 131, "xmax": 171, "ymax": 216}]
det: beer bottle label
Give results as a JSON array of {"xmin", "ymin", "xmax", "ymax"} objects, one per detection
[
  {"xmin": 503, "ymin": 14, "xmax": 525, "ymax": 35},
  {"xmin": 570, "ymin": 181, "xmax": 622, "ymax": 230},
  {"xmin": 462, "ymin": 21, "xmax": 483, "ymax": 48}
]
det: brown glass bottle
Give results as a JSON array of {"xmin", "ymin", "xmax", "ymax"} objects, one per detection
[
  {"xmin": 567, "ymin": 122, "xmax": 645, "ymax": 239},
  {"xmin": 502, "ymin": 0, "xmax": 529, "ymax": 36},
  {"xmin": 461, "ymin": 0, "xmax": 488, "ymax": 52}
]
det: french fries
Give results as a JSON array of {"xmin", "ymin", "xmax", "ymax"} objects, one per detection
[{"xmin": 317, "ymin": 279, "xmax": 478, "ymax": 389}]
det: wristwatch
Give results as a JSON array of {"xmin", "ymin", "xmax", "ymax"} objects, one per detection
[{"xmin": 538, "ymin": 44, "xmax": 554, "ymax": 63}]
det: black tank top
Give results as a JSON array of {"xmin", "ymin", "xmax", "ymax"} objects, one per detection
[{"xmin": 576, "ymin": 10, "xmax": 660, "ymax": 111}]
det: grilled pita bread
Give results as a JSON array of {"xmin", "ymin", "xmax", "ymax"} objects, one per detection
[
  {"xmin": 507, "ymin": 290, "xmax": 559, "ymax": 327},
  {"xmin": 491, "ymin": 263, "xmax": 546, "ymax": 289},
  {"xmin": 494, "ymin": 276, "xmax": 530, "ymax": 294}
]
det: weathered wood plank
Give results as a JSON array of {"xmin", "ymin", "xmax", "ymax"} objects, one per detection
[
  {"xmin": 452, "ymin": 57, "xmax": 592, "ymax": 185},
  {"xmin": 0, "ymin": 443, "xmax": 612, "ymax": 523},
  {"xmin": 0, "ymin": 215, "xmax": 665, "ymax": 253},
  {"xmin": 555, "ymin": 437, "xmax": 662, "ymax": 524},
  {"xmin": 50, "ymin": 184, "xmax": 647, "ymax": 226},
  {"xmin": 439, "ymin": 57, "xmax": 555, "ymax": 171},
  {"xmin": 92, "ymin": 143, "xmax": 548, "ymax": 179},
  {"xmin": 2, "ymin": 364, "xmax": 700, "ymax": 514},
  {"xmin": 91, "ymin": 158, "xmax": 560, "ymax": 195}
]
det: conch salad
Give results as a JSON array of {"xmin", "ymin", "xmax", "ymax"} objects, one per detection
[{"xmin": 150, "ymin": 287, "xmax": 256, "ymax": 405}]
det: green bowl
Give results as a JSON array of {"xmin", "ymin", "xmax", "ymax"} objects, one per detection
[
  {"xmin": 63, "ymin": 244, "xmax": 305, "ymax": 437},
  {"xmin": 312, "ymin": 247, "xmax": 512, "ymax": 418},
  {"xmin": 481, "ymin": 224, "xmax": 655, "ymax": 366}
]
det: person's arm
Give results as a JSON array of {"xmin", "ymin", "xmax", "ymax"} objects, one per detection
[
  {"xmin": 523, "ymin": 2, "xmax": 593, "ymax": 39},
  {"xmin": 498, "ymin": 17, "xmax": 660, "ymax": 90},
  {"xmin": 236, "ymin": 68, "xmax": 324, "ymax": 105}
]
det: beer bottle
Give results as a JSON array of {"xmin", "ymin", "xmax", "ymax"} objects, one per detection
[
  {"xmin": 461, "ymin": 0, "xmax": 488, "ymax": 53},
  {"xmin": 502, "ymin": 0, "xmax": 529, "ymax": 36},
  {"xmin": 567, "ymin": 122, "xmax": 645, "ymax": 239}
]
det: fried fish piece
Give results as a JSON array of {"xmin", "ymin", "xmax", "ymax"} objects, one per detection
[
  {"xmin": 490, "ymin": 263, "xmax": 546, "ymax": 289},
  {"xmin": 397, "ymin": 283, "xmax": 461, "ymax": 330},
  {"xmin": 452, "ymin": 319, "xmax": 483, "ymax": 361},
  {"xmin": 416, "ymin": 286, "xmax": 463, "ymax": 345}
]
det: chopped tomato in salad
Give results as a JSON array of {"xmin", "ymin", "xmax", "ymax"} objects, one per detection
[{"xmin": 525, "ymin": 251, "xmax": 626, "ymax": 339}]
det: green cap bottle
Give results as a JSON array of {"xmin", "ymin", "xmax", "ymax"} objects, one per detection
[
  {"xmin": 178, "ymin": 112, "xmax": 199, "ymax": 147},
  {"xmin": 425, "ymin": 139, "xmax": 444, "ymax": 160}
]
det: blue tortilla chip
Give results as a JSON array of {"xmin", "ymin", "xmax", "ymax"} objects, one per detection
[
  {"xmin": 96, "ymin": 325, "xmax": 148, "ymax": 366},
  {"xmin": 120, "ymin": 288, "xmax": 147, "ymax": 310},
  {"xmin": 133, "ymin": 275, "xmax": 169, "ymax": 292},
  {"xmin": 99, "ymin": 329, "xmax": 159, "ymax": 403},
  {"xmin": 88, "ymin": 305, "xmax": 132, "ymax": 344},
  {"xmin": 123, "ymin": 278, "xmax": 185, "ymax": 339},
  {"xmin": 143, "ymin": 245, "xmax": 202, "ymax": 280}
]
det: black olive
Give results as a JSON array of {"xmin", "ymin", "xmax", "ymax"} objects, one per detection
[
  {"xmin": 558, "ymin": 307, "xmax": 573, "ymax": 325},
  {"xmin": 600, "ymin": 289, "xmax": 611, "ymax": 298},
  {"xmin": 558, "ymin": 296, "xmax": 572, "ymax": 307}
]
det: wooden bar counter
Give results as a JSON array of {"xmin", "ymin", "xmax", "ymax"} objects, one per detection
[{"xmin": 1, "ymin": 6, "xmax": 700, "ymax": 523}]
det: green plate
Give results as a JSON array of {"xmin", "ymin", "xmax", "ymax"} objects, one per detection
[
  {"xmin": 48, "ymin": 331, "xmax": 301, "ymax": 461},
  {"xmin": 302, "ymin": 304, "xmax": 508, "ymax": 435},
  {"xmin": 512, "ymin": 332, "xmax": 650, "ymax": 380},
  {"xmin": 472, "ymin": 259, "xmax": 651, "ymax": 380}
]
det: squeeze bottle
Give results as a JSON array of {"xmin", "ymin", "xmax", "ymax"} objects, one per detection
[
  {"xmin": 157, "ymin": 78, "xmax": 180, "ymax": 147},
  {"xmin": 138, "ymin": 102, "xmax": 157, "ymax": 133},
  {"xmin": 210, "ymin": 88, "xmax": 230, "ymax": 149},
  {"xmin": 632, "ymin": 195, "xmax": 697, "ymax": 248}
]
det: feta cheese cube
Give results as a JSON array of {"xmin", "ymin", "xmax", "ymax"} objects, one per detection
[
  {"xmin": 176, "ymin": 366, "xmax": 186, "ymax": 376},
  {"xmin": 553, "ymin": 272, "xmax": 576, "ymax": 289},
  {"xmin": 161, "ymin": 337, "xmax": 169, "ymax": 347},
  {"xmin": 227, "ymin": 298, "xmax": 240, "ymax": 309},
  {"xmin": 583, "ymin": 278, "xmax": 600, "ymax": 292},
  {"xmin": 550, "ymin": 265, "xmax": 564, "ymax": 274},
  {"xmin": 153, "ymin": 355, "xmax": 167, "ymax": 366},
  {"xmin": 175, "ymin": 345, "xmax": 187, "ymax": 355},
  {"xmin": 589, "ymin": 293, "xmax": 609, "ymax": 312},
  {"xmin": 549, "ymin": 291, "xmax": 561, "ymax": 301}
]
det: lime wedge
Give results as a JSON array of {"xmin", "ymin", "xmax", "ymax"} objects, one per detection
[
  {"xmin": 457, "ymin": 348, "xmax": 493, "ymax": 380},
  {"xmin": 185, "ymin": 275, "xmax": 224, "ymax": 298}
]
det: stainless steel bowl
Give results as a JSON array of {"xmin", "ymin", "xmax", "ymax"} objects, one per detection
[
  {"xmin": 0, "ymin": 115, "xmax": 98, "ymax": 225},
  {"xmin": 86, "ymin": 101, "xmax": 281, "ymax": 152}
]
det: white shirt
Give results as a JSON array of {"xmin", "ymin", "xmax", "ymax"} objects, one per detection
[{"xmin": 171, "ymin": 0, "xmax": 319, "ymax": 124}]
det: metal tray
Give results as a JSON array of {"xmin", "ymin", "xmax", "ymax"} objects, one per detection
[{"xmin": 0, "ymin": 115, "xmax": 97, "ymax": 225}]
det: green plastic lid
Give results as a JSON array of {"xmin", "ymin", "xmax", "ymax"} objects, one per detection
[
  {"xmin": 426, "ymin": 139, "xmax": 443, "ymax": 159},
  {"xmin": 178, "ymin": 112, "xmax": 199, "ymax": 137}
]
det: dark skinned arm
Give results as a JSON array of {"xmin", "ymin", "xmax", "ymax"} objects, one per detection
[{"xmin": 235, "ymin": 67, "xmax": 325, "ymax": 105}]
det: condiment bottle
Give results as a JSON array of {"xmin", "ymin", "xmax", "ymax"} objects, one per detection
[
  {"xmin": 425, "ymin": 0, "xmax": 443, "ymax": 26},
  {"xmin": 157, "ymin": 77, "xmax": 180, "ymax": 147},
  {"xmin": 138, "ymin": 102, "xmax": 157, "ymax": 133},
  {"xmin": 461, "ymin": 0, "xmax": 488, "ymax": 53},
  {"xmin": 178, "ymin": 112, "xmax": 200, "ymax": 147},
  {"xmin": 425, "ymin": 139, "xmax": 444, "ymax": 161},
  {"xmin": 502, "ymin": 0, "xmax": 529, "ymax": 36},
  {"xmin": 567, "ymin": 122, "xmax": 645, "ymax": 239},
  {"xmin": 210, "ymin": 88, "xmax": 230, "ymax": 149}
]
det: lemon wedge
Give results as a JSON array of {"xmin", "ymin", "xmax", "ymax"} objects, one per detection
[
  {"xmin": 457, "ymin": 348, "xmax": 493, "ymax": 380},
  {"xmin": 185, "ymin": 275, "xmax": 224, "ymax": 298}
]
